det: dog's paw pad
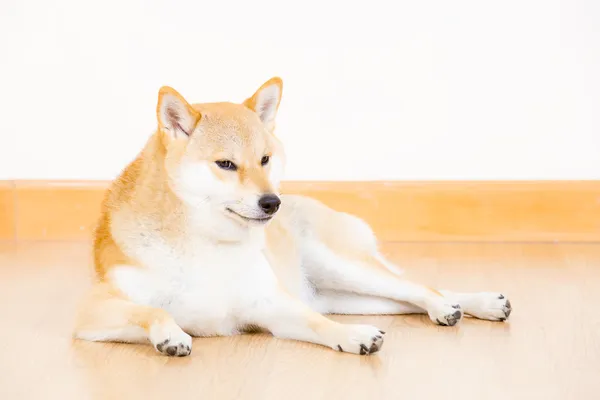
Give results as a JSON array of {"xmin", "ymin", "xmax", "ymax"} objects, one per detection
[
  {"xmin": 464, "ymin": 293, "xmax": 513, "ymax": 321},
  {"xmin": 429, "ymin": 303, "xmax": 463, "ymax": 326},
  {"xmin": 156, "ymin": 339, "xmax": 191, "ymax": 357},
  {"xmin": 334, "ymin": 324, "xmax": 385, "ymax": 355},
  {"xmin": 150, "ymin": 323, "xmax": 192, "ymax": 357}
]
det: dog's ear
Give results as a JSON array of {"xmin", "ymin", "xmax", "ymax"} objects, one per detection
[
  {"xmin": 243, "ymin": 77, "xmax": 283, "ymax": 131},
  {"xmin": 157, "ymin": 86, "xmax": 201, "ymax": 139}
]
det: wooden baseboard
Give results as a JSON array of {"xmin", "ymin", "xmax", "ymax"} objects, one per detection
[
  {"xmin": 0, "ymin": 181, "xmax": 16, "ymax": 241},
  {"xmin": 1, "ymin": 180, "xmax": 599, "ymax": 242}
]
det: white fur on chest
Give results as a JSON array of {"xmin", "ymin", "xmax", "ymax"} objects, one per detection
[{"xmin": 110, "ymin": 232, "xmax": 278, "ymax": 336}]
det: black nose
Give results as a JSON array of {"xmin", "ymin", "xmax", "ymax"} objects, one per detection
[{"xmin": 258, "ymin": 194, "xmax": 281, "ymax": 215}]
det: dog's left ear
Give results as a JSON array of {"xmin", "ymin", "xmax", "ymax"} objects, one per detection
[
  {"xmin": 243, "ymin": 77, "xmax": 283, "ymax": 131},
  {"xmin": 157, "ymin": 86, "xmax": 201, "ymax": 139}
]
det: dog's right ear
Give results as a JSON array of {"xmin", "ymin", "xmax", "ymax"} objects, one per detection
[
  {"xmin": 157, "ymin": 86, "xmax": 201, "ymax": 139},
  {"xmin": 243, "ymin": 77, "xmax": 283, "ymax": 132}
]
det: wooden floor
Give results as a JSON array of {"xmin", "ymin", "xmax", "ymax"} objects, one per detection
[{"xmin": 1, "ymin": 241, "xmax": 599, "ymax": 399}]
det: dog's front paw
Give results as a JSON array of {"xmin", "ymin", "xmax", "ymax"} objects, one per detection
[
  {"xmin": 464, "ymin": 293, "xmax": 512, "ymax": 321},
  {"xmin": 149, "ymin": 323, "xmax": 192, "ymax": 357},
  {"xmin": 428, "ymin": 302, "xmax": 463, "ymax": 326},
  {"xmin": 333, "ymin": 324, "xmax": 385, "ymax": 355}
]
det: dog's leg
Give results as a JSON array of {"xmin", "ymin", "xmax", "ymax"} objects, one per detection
[
  {"xmin": 312, "ymin": 289, "xmax": 425, "ymax": 315},
  {"xmin": 298, "ymin": 202, "xmax": 512, "ymax": 325},
  {"xmin": 245, "ymin": 289, "xmax": 385, "ymax": 355},
  {"xmin": 310, "ymin": 249, "xmax": 513, "ymax": 323},
  {"xmin": 313, "ymin": 289, "xmax": 512, "ymax": 321},
  {"xmin": 306, "ymin": 245, "xmax": 463, "ymax": 326},
  {"xmin": 73, "ymin": 283, "xmax": 192, "ymax": 357},
  {"xmin": 439, "ymin": 290, "xmax": 512, "ymax": 321},
  {"xmin": 307, "ymin": 242, "xmax": 516, "ymax": 324}
]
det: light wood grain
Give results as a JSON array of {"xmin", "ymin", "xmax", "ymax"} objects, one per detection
[
  {"xmin": 2, "ymin": 180, "xmax": 600, "ymax": 242},
  {"xmin": 0, "ymin": 241, "xmax": 598, "ymax": 399}
]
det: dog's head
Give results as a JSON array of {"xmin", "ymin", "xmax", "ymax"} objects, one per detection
[{"xmin": 155, "ymin": 77, "xmax": 286, "ymax": 230}]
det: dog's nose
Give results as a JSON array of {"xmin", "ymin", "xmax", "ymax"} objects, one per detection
[{"xmin": 258, "ymin": 194, "xmax": 281, "ymax": 215}]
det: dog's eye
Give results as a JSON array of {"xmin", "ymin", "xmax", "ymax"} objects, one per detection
[
  {"xmin": 261, "ymin": 156, "xmax": 270, "ymax": 166},
  {"xmin": 215, "ymin": 160, "xmax": 237, "ymax": 171}
]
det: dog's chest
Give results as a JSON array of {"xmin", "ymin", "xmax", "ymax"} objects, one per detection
[{"xmin": 112, "ymin": 235, "xmax": 275, "ymax": 335}]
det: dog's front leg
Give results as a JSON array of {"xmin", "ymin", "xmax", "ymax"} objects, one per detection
[{"xmin": 244, "ymin": 289, "xmax": 385, "ymax": 355}]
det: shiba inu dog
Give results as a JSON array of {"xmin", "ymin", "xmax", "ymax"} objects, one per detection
[{"xmin": 73, "ymin": 77, "xmax": 512, "ymax": 356}]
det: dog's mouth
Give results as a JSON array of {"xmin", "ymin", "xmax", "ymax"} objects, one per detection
[{"xmin": 225, "ymin": 208, "xmax": 273, "ymax": 224}]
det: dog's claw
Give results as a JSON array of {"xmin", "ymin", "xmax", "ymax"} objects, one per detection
[{"xmin": 359, "ymin": 344, "xmax": 369, "ymax": 355}]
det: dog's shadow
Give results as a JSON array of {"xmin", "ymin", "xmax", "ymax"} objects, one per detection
[
  {"xmin": 70, "ymin": 338, "xmax": 198, "ymax": 399},
  {"xmin": 69, "ymin": 331, "xmax": 387, "ymax": 400}
]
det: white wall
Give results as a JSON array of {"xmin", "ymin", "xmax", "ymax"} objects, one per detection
[{"xmin": 1, "ymin": 0, "xmax": 599, "ymax": 181}]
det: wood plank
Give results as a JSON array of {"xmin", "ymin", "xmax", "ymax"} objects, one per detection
[
  {"xmin": 0, "ymin": 241, "xmax": 598, "ymax": 399},
  {"xmin": 2, "ymin": 180, "xmax": 599, "ymax": 241}
]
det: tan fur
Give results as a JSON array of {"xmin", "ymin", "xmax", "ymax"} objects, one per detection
[
  {"xmin": 92, "ymin": 96, "xmax": 286, "ymax": 278},
  {"xmin": 74, "ymin": 77, "xmax": 512, "ymax": 357},
  {"xmin": 77, "ymin": 79, "xmax": 298, "ymax": 350}
]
